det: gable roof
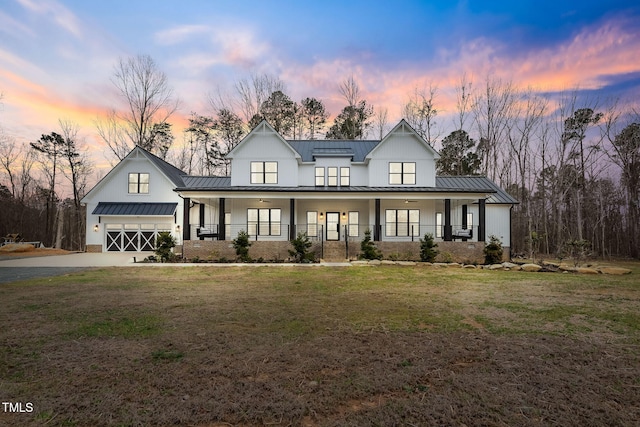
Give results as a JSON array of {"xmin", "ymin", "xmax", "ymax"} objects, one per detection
[
  {"xmin": 366, "ymin": 119, "xmax": 440, "ymax": 160},
  {"xmin": 226, "ymin": 120, "xmax": 301, "ymax": 159},
  {"xmin": 82, "ymin": 146, "xmax": 186, "ymax": 202}
]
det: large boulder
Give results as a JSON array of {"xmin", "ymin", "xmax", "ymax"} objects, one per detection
[
  {"xmin": 521, "ymin": 263, "xmax": 542, "ymax": 272},
  {"xmin": 598, "ymin": 267, "xmax": 632, "ymax": 275},
  {"xmin": 575, "ymin": 267, "xmax": 600, "ymax": 275}
]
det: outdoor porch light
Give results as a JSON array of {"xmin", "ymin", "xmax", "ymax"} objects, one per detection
[
  {"xmin": 93, "ymin": 224, "xmax": 99, "ymax": 232},
  {"xmin": 319, "ymin": 212, "xmax": 324, "ymax": 219},
  {"xmin": 175, "ymin": 225, "xmax": 181, "ymax": 233},
  {"xmin": 342, "ymin": 212, "xmax": 346, "ymax": 220}
]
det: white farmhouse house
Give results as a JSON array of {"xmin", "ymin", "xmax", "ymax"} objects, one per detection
[{"xmin": 83, "ymin": 120, "xmax": 517, "ymax": 261}]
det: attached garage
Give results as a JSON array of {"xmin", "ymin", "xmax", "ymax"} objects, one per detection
[{"xmin": 92, "ymin": 202, "xmax": 178, "ymax": 252}]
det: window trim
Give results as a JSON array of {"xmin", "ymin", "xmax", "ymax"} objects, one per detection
[
  {"xmin": 315, "ymin": 167, "xmax": 325, "ymax": 186},
  {"xmin": 389, "ymin": 162, "xmax": 416, "ymax": 185},
  {"xmin": 340, "ymin": 167, "xmax": 350, "ymax": 187},
  {"xmin": 327, "ymin": 167, "xmax": 338, "ymax": 187},
  {"xmin": 250, "ymin": 161, "xmax": 278, "ymax": 184},
  {"xmin": 247, "ymin": 208, "xmax": 281, "ymax": 236},
  {"xmin": 435, "ymin": 212, "xmax": 443, "ymax": 238},
  {"xmin": 348, "ymin": 211, "xmax": 359, "ymax": 237},
  {"xmin": 128, "ymin": 172, "xmax": 149, "ymax": 194},
  {"xmin": 385, "ymin": 209, "xmax": 420, "ymax": 237},
  {"xmin": 307, "ymin": 211, "xmax": 318, "ymax": 237}
]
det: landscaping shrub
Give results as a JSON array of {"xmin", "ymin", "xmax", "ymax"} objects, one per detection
[
  {"xmin": 419, "ymin": 233, "xmax": 439, "ymax": 262},
  {"xmin": 360, "ymin": 229, "xmax": 382, "ymax": 260},
  {"xmin": 155, "ymin": 231, "xmax": 176, "ymax": 262},
  {"xmin": 232, "ymin": 230, "xmax": 252, "ymax": 262},
  {"xmin": 484, "ymin": 235, "xmax": 503, "ymax": 264},
  {"xmin": 289, "ymin": 232, "xmax": 315, "ymax": 263}
]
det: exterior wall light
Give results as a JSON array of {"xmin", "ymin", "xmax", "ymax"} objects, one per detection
[
  {"xmin": 319, "ymin": 212, "xmax": 324, "ymax": 219},
  {"xmin": 342, "ymin": 212, "xmax": 346, "ymax": 220},
  {"xmin": 175, "ymin": 225, "xmax": 181, "ymax": 233},
  {"xmin": 93, "ymin": 224, "xmax": 99, "ymax": 232}
]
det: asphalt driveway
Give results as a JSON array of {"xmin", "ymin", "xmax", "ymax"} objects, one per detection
[{"xmin": 0, "ymin": 252, "xmax": 147, "ymax": 284}]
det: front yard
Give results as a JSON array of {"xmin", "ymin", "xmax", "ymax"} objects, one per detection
[{"xmin": 1, "ymin": 263, "xmax": 639, "ymax": 426}]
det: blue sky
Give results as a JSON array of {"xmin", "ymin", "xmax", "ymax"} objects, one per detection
[{"xmin": 1, "ymin": 0, "xmax": 639, "ymax": 160}]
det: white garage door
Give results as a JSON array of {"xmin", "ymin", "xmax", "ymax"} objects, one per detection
[{"xmin": 105, "ymin": 224, "xmax": 171, "ymax": 252}]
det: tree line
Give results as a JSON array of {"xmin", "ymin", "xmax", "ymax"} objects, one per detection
[{"xmin": 1, "ymin": 55, "xmax": 638, "ymax": 259}]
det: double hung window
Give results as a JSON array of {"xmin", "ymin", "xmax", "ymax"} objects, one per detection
[
  {"xmin": 251, "ymin": 162, "xmax": 278, "ymax": 184},
  {"xmin": 128, "ymin": 173, "xmax": 149, "ymax": 194},
  {"xmin": 389, "ymin": 162, "xmax": 416, "ymax": 185}
]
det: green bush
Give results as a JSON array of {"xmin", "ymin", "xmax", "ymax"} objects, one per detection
[
  {"xmin": 484, "ymin": 235, "xmax": 503, "ymax": 264},
  {"xmin": 232, "ymin": 230, "xmax": 252, "ymax": 262},
  {"xmin": 289, "ymin": 232, "xmax": 315, "ymax": 263},
  {"xmin": 155, "ymin": 231, "xmax": 176, "ymax": 263},
  {"xmin": 419, "ymin": 233, "xmax": 439, "ymax": 262},
  {"xmin": 360, "ymin": 229, "xmax": 382, "ymax": 260}
]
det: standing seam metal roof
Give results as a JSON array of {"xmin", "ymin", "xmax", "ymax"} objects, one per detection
[{"xmin": 92, "ymin": 202, "xmax": 178, "ymax": 216}]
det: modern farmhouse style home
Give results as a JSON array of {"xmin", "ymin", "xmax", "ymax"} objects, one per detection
[{"xmin": 83, "ymin": 120, "xmax": 517, "ymax": 261}]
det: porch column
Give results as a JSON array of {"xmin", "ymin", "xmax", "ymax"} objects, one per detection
[
  {"xmin": 290, "ymin": 198, "xmax": 296, "ymax": 240},
  {"xmin": 461, "ymin": 204, "xmax": 468, "ymax": 241},
  {"xmin": 218, "ymin": 198, "xmax": 226, "ymax": 241},
  {"xmin": 199, "ymin": 203, "xmax": 205, "ymax": 240},
  {"xmin": 374, "ymin": 198, "xmax": 381, "ymax": 241},
  {"xmin": 183, "ymin": 198, "xmax": 191, "ymax": 241},
  {"xmin": 444, "ymin": 199, "xmax": 452, "ymax": 241},
  {"xmin": 478, "ymin": 198, "xmax": 486, "ymax": 242}
]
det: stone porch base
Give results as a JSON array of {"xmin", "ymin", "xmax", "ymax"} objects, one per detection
[{"xmin": 182, "ymin": 239, "xmax": 509, "ymax": 264}]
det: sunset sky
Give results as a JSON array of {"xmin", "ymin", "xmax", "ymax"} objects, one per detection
[{"xmin": 1, "ymin": 0, "xmax": 640, "ymax": 173}]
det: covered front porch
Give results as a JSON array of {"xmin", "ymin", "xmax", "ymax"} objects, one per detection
[{"xmin": 179, "ymin": 191, "xmax": 489, "ymax": 246}]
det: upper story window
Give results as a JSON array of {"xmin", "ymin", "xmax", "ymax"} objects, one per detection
[
  {"xmin": 128, "ymin": 173, "xmax": 149, "ymax": 194},
  {"xmin": 389, "ymin": 162, "xmax": 416, "ymax": 185},
  {"xmin": 327, "ymin": 167, "xmax": 338, "ymax": 186},
  {"xmin": 315, "ymin": 167, "xmax": 325, "ymax": 186},
  {"xmin": 340, "ymin": 167, "xmax": 350, "ymax": 186},
  {"xmin": 251, "ymin": 162, "xmax": 278, "ymax": 184}
]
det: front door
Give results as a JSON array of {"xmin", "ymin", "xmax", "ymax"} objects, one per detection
[{"xmin": 326, "ymin": 212, "xmax": 340, "ymax": 241}]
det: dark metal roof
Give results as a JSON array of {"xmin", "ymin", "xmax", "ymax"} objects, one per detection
[
  {"xmin": 92, "ymin": 202, "xmax": 178, "ymax": 216},
  {"xmin": 182, "ymin": 176, "xmax": 231, "ymax": 188},
  {"xmin": 174, "ymin": 174, "xmax": 517, "ymax": 204},
  {"xmin": 436, "ymin": 176, "xmax": 519, "ymax": 204},
  {"xmin": 140, "ymin": 148, "xmax": 187, "ymax": 187},
  {"xmin": 288, "ymin": 140, "xmax": 379, "ymax": 162}
]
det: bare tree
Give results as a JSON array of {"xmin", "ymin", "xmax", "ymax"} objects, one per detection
[
  {"xmin": 472, "ymin": 76, "xmax": 518, "ymax": 183},
  {"xmin": 403, "ymin": 83, "xmax": 440, "ymax": 145},
  {"xmin": 107, "ymin": 54, "xmax": 178, "ymax": 156},
  {"xmin": 602, "ymin": 101, "xmax": 640, "ymax": 258},
  {"xmin": 374, "ymin": 106, "xmax": 389, "ymax": 139},
  {"xmin": 95, "ymin": 110, "xmax": 131, "ymax": 164},
  {"xmin": 235, "ymin": 73, "xmax": 285, "ymax": 124},
  {"xmin": 454, "ymin": 73, "xmax": 473, "ymax": 132},
  {"xmin": 339, "ymin": 75, "xmax": 361, "ymax": 107},
  {"xmin": 58, "ymin": 120, "xmax": 93, "ymax": 250}
]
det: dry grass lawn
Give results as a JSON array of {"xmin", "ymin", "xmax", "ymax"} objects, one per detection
[{"xmin": 1, "ymin": 263, "xmax": 639, "ymax": 426}]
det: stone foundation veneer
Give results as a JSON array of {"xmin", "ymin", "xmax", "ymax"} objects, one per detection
[
  {"xmin": 86, "ymin": 244, "xmax": 102, "ymax": 253},
  {"xmin": 182, "ymin": 240, "xmax": 509, "ymax": 264}
]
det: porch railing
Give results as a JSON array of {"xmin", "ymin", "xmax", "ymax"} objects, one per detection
[{"xmin": 189, "ymin": 223, "xmax": 477, "ymax": 242}]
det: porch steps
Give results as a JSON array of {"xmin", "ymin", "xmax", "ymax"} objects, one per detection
[{"xmin": 321, "ymin": 241, "xmax": 349, "ymax": 262}]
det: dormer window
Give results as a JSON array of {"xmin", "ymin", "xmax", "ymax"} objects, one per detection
[
  {"xmin": 389, "ymin": 162, "xmax": 415, "ymax": 185},
  {"xmin": 128, "ymin": 173, "xmax": 149, "ymax": 194},
  {"xmin": 251, "ymin": 162, "xmax": 278, "ymax": 184},
  {"xmin": 315, "ymin": 167, "xmax": 325, "ymax": 186},
  {"xmin": 327, "ymin": 167, "xmax": 338, "ymax": 186}
]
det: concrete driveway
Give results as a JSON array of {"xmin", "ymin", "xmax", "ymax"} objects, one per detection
[{"xmin": 0, "ymin": 252, "xmax": 150, "ymax": 284}]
